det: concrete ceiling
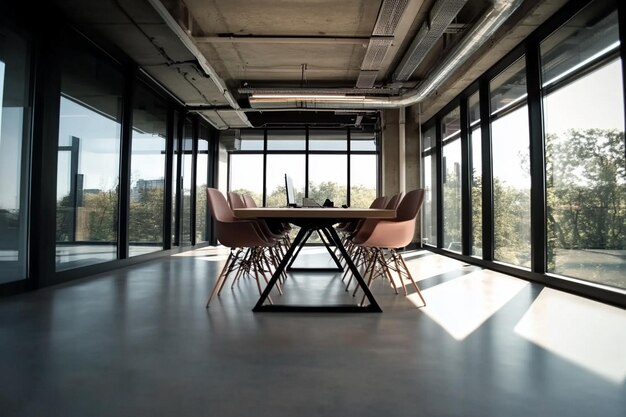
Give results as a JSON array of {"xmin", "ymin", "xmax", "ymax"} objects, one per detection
[{"xmin": 50, "ymin": 0, "xmax": 569, "ymax": 128}]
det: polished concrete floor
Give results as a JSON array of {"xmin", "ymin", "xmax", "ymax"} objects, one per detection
[{"xmin": 1, "ymin": 248, "xmax": 625, "ymax": 417}]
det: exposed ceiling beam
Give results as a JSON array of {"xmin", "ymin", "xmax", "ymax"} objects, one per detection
[{"xmin": 194, "ymin": 35, "xmax": 370, "ymax": 46}]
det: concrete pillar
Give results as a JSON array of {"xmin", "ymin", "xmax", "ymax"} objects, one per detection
[
  {"xmin": 399, "ymin": 107, "xmax": 406, "ymax": 193},
  {"xmin": 381, "ymin": 109, "xmax": 399, "ymax": 196}
]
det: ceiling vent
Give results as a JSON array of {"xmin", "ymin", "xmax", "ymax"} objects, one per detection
[
  {"xmin": 356, "ymin": 71, "xmax": 380, "ymax": 89},
  {"xmin": 362, "ymin": 37, "xmax": 394, "ymax": 71},
  {"xmin": 372, "ymin": 0, "xmax": 410, "ymax": 36},
  {"xmin": 393, "ymin": 0, "xmax": 469, "ymax": 81}
]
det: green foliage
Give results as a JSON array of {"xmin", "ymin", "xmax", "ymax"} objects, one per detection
[
  {"xmin": 129, "ymin": 188, "xmax": 164, "ymax": 243},
  {"xmin": 546, "ymin": 128, "xmax": 626, "ymax": 269}
]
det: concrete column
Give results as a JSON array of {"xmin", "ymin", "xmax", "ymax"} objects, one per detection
[
  {"xmin": 399, "ymin": 107, "xmax": 406, "ymax": 193},
  {"xmin": 381, "ymin": 109, "xmax": 399, "ymax": 196}
]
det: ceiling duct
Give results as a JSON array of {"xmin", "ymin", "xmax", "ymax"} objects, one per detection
[
  {"xmin": 356, "ymin": 71, "xmax": 381, "ymax": 89},
  {"xmin": 356, "ymin": 0, "xmax": 410, "ymax": 89},
  {"xmin": 361, "ymin": 37, "xmax": 395, "ymax": 71},
  {"xmin": 249, "ymin": 0, "xmax": 524, "ymax": 110},
  {"xmin": 373, "ymin": 0, "xmax": 410, "ymax": 36},
  {"xmin": 393, "ymin": 0, "xmax": 469, "ymax": 82}
]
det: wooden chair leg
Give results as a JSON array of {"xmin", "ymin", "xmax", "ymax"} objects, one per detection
[
  {"xmin": 397, "ymin": 251, "xmax": 426, "ymax": 306},
  {"xmin": 206, "ymin": 251, "xmax": 234, "ymax": 308}
]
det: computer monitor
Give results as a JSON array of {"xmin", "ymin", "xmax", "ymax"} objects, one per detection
[{"xmin": 284, "ymin": 173, "xmax": 297, "ymax": 207}]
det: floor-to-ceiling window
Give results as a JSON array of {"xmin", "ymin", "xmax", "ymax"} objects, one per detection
[
  {"xmin": 56, "ymin": 38, "xmax": 123, "ymax": 270},
  {"xmin": 469, "ymin": 92, "xmax": 482, "ymax": 257},
  {"xmin": 418, "ymin": 0, "xmax": 624, "ymax": 306},
  {"xmin": 180, "ymin": 120, "xmax": 193, "ymax": 245},
  {"xmin": 224, "ymin": 127, "xmax": 379, "ymax": 209},
  {"xmin": 350, "ymin": 130, "xmax": 378, "ymax": 208},
  {"xmin": 490, "ymin": 57, "xmax": 531, "ymax": 268},
  {"xmin": 421, "ymin": 126, "xmax": 437, "ymax": 247},
  {"xmin": 541, "ymin": 5, "xmax": 625, "ymax": 289},
  {"xmin": 196, "ymin": 125, "xmax": 210, "ymax": 243},
  {"xmin": 128, "ymin": 83, "xmax": 167, "ymax": 257},
  {"xmin": 442, "ymin": 108, "xmax": 462, "ymax": 253},
  {"xmin": 0, "ymin": 25, "xmax": 30, "ymax": 283}
]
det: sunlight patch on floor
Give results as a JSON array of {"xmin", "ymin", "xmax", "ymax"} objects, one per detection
[
  {"xmin": 173, "ymin": 246, "xmax": 230, "ymax": 258},
  {"xmin": 514, "ymin": 288, "xmax": 626, "ymax": 384},
  {"xmin": 409, "ymin": 269, "xmax": 528, "ymax": 340},
  {"xmin": 403, "ymin": 254, "xmax": 468, "ymax": 282}
]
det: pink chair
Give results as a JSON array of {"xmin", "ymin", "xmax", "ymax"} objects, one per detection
[
  {"xmin": 205, "ymin": 188, "xmax": 280, "ymax": 308},
  {"xmin": 342, "ymin": 194, "xmax": 403, "ymax": 291},
  {"xmin": 357, "ymin": 189, "xmax": 426, "ymax": 306}
]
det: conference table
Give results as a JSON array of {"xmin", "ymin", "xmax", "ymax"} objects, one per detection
[{"xmin": 232, "ymin": 207, "xmax": 396, "ymax": 313}]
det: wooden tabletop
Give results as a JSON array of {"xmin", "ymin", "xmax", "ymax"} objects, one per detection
[{"xmin": 233, "ymin": 207, "xmax": 396, "ymax": 219}]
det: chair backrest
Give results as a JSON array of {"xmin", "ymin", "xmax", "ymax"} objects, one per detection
[
  {"xmin": 206, "ymin": 188, "xmax": 236, "ymax": 222},
  {"xmin": 243, "ymin": 194, "xmax": 257, "ymax": 208},
  {"xmin": 369, "ymin": 195, "xmax": 388, "ymax": 209},
  {"xmin": 385, "ymin": 192, "xmax": 404, "ymax": 209},
  {"xmin": 361, "ymin": 189, "xmax": 425, "ymax": 249},
  {"xmin": 395, "ymin": 189, "xmax": 425, "ymax": 221},
  {"xmin": 227, "ymin": 192, "xmax": 246, "ymax": 210}
]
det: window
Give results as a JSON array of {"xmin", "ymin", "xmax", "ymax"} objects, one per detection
[
  {"xmin": 351, "ymin": 130, "xmax": 377, "ymax": 151},
  {"xmin": 310, "ymin": 129, "xmax": 347, "ymax": 151},
  {"xmin": 128, "ymin": 83, "xmax": 166, "ymax": 257},
  {"xmin": 421, "ymin": 126, "xmax": 437, "ymax": 246},
  {"xmin": 196, "ymin": 126, "xmax": 210, "ymax": 243},
  {"xmin": 0, "ymin": 26, "xmax": 30, "ymax": 283},
  {"xmin": 229, "ymin": 154, "xmax": 264, "ymax": 204},
  {"xmin": 542, "ymin": 7, "xmax": 625, "ymax": 289},
  {"xmin": 180, "ymin": 121, "xmax": 193, "ymax": 245},
  {"xmin": 442, "ymin": 108, "xmax": 462, "ymax": 252},
  {"xmin": 469, "ymin": 92, "xmax": 482, "ymax": 257},
  {"xmin": 267, "ymin": 129, "xmax": 305, "ymax": 151},
  {"xmin": 309, "ymin": 154, "xmax": 347, "ymax": 206},
  {"xmin": 490, "ymin": 57, "xmax": 531, "ymax": 268},
  {"xmin": 224, "ymin": 127, "xmax": 379, "ymax": 210},
  {"xmin": 350, "ymin": 154, "xmax": 377, "ymax": 208},
  {"xmin": 56, "ymin": 39, "xmax": 123, "ymax": 270},
  {"xmin": 265, "ymin": 154, "xmax": 305, "ymax": 207}
]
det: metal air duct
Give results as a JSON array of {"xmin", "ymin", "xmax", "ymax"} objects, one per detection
[
  {"xmin": 249, "ymin": 0, "xmax": 523, "ymax": 110},
  {"xmin": 393, "ymin": 0, "xmax": 469, "ymax": 82}
]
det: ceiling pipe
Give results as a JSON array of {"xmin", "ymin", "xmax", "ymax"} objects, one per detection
[
  {"xmin": 248, "ymin": 0, "xmax": 523, "ymax": 110},
  {"xmin": 146, "ymin": 0, "xmax": 252, "ymax": 128}
]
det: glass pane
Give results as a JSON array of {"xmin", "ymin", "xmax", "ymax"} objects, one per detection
[
  {"xmin": 422, "ymin": 125, "xmax": 435, "ymax": 151},
  {"xmin": 469, "ymin": 91, "xmax": 480, "ymax": 126},
  {"xmin": 541, "ymin": 8, "xmax": 619, "ymax": 88},
  {"xmin": 309, "ymin": 129, "xmax": 347, "ymax": 151},
  {"xmin": 443, "ymin": 139, "xmax": 462, "ymax": 252},
  {"xmin": 308, "ymin": 155, "xmax": 347, "ymax": 206},
  {"xmin": 171, "ymin": 131, "xmax": 179, "ymax": 245},
  {"xmin": 351, "ymin": 130, "xmax": 376, "ymax": 151},
  {"xmin": 196, "ymin": 130, "xmax": 209, "ymax": 243},
  {"xmin": 128, "ymin": 84, "xmax": 166, "ymax": 257},
  {"xmin": 180, "ymin": 121, "xmax": 193, "ymax": 245},
  {"xmin": 471, "ymin": 126, "xmax": 482, "ymax": 257},
  {"xmin": 229, "ymin": 154, "xmax": 263, "ymax": 205},
  {"xmin": 350, "ymin": 155, "xmax": 377, "ymax": 208},
  {"xmin": 490, "ymin": 58, "xmax": 527, "ymax": 116},
  {"xmin": 544, "ymin": 59, "xmax": 625, "ymax": 289},
  {"xmin": 441, "ymin": 107, "xmax": 461, "ymax": 141},
  {"xmin": 422, "ymin": 154, "xmax": 437, "ymax": 246},
  {"xmin": 56, "ymin": 41, "xmax": 123, "ymax": 270},
  {"xmin": 491, "ymin": 105, "xmax": 531, "ymax": 268},
  {"xmin": 239, "ymin": 130, "xmax": 264, "ymax": 150},
  {"xmin": 266, "ymin": 155, "xmax": 305, "ymax": 207},
  {"xmin": 0, "ymin": 28, "xmax": 30, "ymax": 283},
  {"xmin": 267, "ymin": 129, "xmax": 305, "ymax": 150}
]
